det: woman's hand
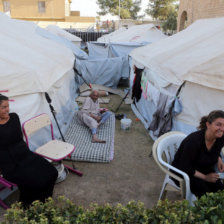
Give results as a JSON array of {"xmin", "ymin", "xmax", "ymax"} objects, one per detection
[
  {"xmin": 205, "ymin": 173, "xmax": 219, "ymax": 183},
  {"xmin": 217, "ymin": 157, "xmax": 224, "ymax": 172},
  {"xmin": 195, "ymin": 170, "xmax": 219, "ymax": 183}
]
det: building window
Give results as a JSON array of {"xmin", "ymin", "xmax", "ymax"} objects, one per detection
[
  {"xmin": 38, "ymin": 1, "xmax": 46, "ymax": 13},
  {"xmin": 2, "ymin": 0, "xmax": 10, "ymax": 12}
]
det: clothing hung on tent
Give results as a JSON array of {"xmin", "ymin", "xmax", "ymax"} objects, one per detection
[
  {"xmin": 132, "ymin": 67, "xmax": 144, "ymax": 102},
  {"xmin": 148, "ymin": 93, "xmax": 175, "ymax": 137}
]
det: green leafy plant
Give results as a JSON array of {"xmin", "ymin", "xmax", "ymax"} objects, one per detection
[{"xmin": 2, "ymin": 191, "xmax": 224, "ymax": 224}]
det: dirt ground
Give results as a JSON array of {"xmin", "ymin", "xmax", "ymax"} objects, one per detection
[
  {"xmin": 0, "ymin": 94, "xmax": 180, "ymax": 221},
  {"xmin": 54, "ymin": 94, "xmax": 180, "ymax": 208}
]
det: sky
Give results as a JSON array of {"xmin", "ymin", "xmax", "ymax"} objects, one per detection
[{"xmin": 71, "ymin": 0, "xmax": 149, "ymax": 18}]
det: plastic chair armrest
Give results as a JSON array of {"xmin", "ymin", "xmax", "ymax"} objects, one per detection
[
  {"xmin": 161, "ymin": 162, "xmax": 192, "ymax": 199},
  {"xmin": 160, "ymin": 160, "xmax": 190, "ymax": 183},
  {"xmin": 165, "ymin": 169, "xmax": 183, "ymax": 183},
  {"xmin": 160, "ymin": 160, "xmax": 191, "ymax": 196}
]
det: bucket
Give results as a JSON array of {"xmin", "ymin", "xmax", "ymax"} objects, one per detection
[{"xmin": 121, "ymin": 118, "xmax": 132, "ymax": 130}]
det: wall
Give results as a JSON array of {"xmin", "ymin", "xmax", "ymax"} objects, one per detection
[
  {"xmin": 178, "ymin": 0, "xmax": 224, "ymax": 31},
  {"xmin": 65, "ymin": 16, "xmax": 95, "ymax": 23},
  {"xmin": 70, "ymin": 11, "xmax": 80, "ymax": 16},
  {"xmin": 0, "ymin": 0, "xmax": 65, "ymax": 20}
]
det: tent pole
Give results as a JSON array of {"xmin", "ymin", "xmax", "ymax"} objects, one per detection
[
  {"xmin": 45, "ymin": 92, "xmax": 65, "ymax": 142},
  {"xmin": 73, "ymin": 67, "xmax": 92, "ymax": 89},
  {"xmin": 114, "ymin": 88, "xmax": 131, "ymax": 113}
]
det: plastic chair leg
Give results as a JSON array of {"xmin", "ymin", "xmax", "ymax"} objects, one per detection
[
  {"xmin": 159, "ymin": 180, "xmax": 168, "ymax": 200},
  {"xmin": 0, "ymin": 199, "xmax": 9, "ymax": 209},
  {"xmin": 64, "ymin": 164, "xmax": 83, "ymax": 177}
]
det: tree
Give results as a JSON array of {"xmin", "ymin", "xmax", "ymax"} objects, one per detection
[
  {"xmin": 96, "ymin": 0, "xmax": 142, "ymax": 19},
  {"xmin": 162, "ymin": 9, "xmax": 177, "ymax": 33},
  {"xmin": 145, "ymin": 0, "xmax": 177, "ymax": 20},
  {"xmin": 146, "ymin": 0, "xmax": 178, "ymax": 33}
]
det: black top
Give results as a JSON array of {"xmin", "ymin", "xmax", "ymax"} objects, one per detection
[
  {"xmin": 0, "ymin": 113, "xmax": 33, "ymax": 176},
  {"xmin": 172, "ymin": 129, "xmax": 224, "ymax": 177}
]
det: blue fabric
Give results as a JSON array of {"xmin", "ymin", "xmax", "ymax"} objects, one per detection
[
  {"xmin": 91, "ymin": 112, "xmax": 111, "ymax": 134},
  {"xmin": 87, "ymin": 42, "xmax": 109, "ymax": 59},
  {"xmin": 88, "ymin": 41, "xmax": 148, "ymax": 58},
  {"xmin": 75, "ymin": 56, "xmax": 129, "ymax": 88},
  {"xmin": 173, "ymin": 97, "xmax": 183, "ymax": 116},
  {"xmin": 108, "ymin": 42, "xmax": 148, "ymax": 57},
  {"xmin": 100, "ymin": 111, "xmax": 111, "ymax": 124},
  {"xmin": 75, "ymin": 41, "xmax": 149, "ymax": 87},
  {"xmin": 91, "ymin": 128, "xmax": 97, "ymax": 135}
]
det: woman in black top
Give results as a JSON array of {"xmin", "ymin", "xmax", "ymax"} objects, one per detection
[
  {"xmin": 172, "ymin": 110, "xmax": 224, "ymax": 198},
  {"xmin": 0, "ymin": 94, "xmax": 58, "ymax": 207}
]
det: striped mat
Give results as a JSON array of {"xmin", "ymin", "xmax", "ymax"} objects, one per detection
[{"xmin": 65, "ymin": 112, "xmax": 115, "ymax": 163}]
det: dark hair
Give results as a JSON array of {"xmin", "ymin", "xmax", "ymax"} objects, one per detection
[
  {"xmin": 0, "ymin": 94, "xmax": 9, "ymax": 105},
  {"xmin": 198, "ymin": 110, "xmax": 224, "ymax": 129}
]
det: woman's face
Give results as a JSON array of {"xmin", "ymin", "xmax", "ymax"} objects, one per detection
[
  {"xmin": 0, "ymin": 100, "xmax": 9, "ymax": 119},
  {"xmin": 206, "ymin": 117, "xmax": 224, "ymax": 138}
]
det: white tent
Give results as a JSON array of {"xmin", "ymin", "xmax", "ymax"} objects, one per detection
[
  {"xmin": 46, "ymin": 25, "xmax": 82, "ymax": 47},
  {"xmin": 76, "ymin": 24, "xmax": 166, "ymax": 87},
  {"xmin": 97, "ymin": 27, "xmax": 127, "ymax": 43},
  {"xmin": 129, "ymin": 17, "xmax": 224, "ymax": 138},
  {"xmin": 0, "ymin": 13, "xmax": 77, "ymax": 148},
  {"xmin": 97, "ymin": 24, "xmax": 165, "ymax": 44}
]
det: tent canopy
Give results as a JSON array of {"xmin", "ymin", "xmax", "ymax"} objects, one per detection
[
  {"xmin": 130, "ymin": 17, "xmax": 224, "ymax": 91},
  {"xmin": 46, "ymin": 25, "xmax": 81, "ymax": 42},
  {"xmin": 97, "ymin": 27, "xmax": 127, "ymax": 43},
  {"xmin": 97, "ymin": 24, "xmax": 165, "ymax": 44},
  {"xmin": 0, "ymin": 13, "xmax": 75, "ymax": 97}
]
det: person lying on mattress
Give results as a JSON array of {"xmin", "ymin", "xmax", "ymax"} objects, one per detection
[
  {"xmin": 172, "ymin": 110, "xmax": 224, "ymax": 198},
  {"xmin": 77, "ymin": 90, "xmax": 111, "ymax": 143}
]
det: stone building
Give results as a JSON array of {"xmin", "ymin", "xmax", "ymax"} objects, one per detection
[
  {"xmin": 178, "ymin": 0, "xmax": 224, "ymax": 31},
  {"xmin": 0, "ymin": 0, "xmax": 95, "ymax": 24}
]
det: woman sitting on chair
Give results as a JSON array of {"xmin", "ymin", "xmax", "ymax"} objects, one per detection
[
  {"xmin": 0, "ymin": 94, "xmax": 58, "ymax": 207},
  {"xmin": 172, "ymin": 110, "xmax": 224, "ymax": 198}
]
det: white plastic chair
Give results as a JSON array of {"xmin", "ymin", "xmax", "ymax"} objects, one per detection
[
  {"xmin": 22, "ymin": 113, "xmax": 83, "ymax": 180},
  {"xmin": 152, "ymin": 131, "xmax": 196, "ymax": 206}
]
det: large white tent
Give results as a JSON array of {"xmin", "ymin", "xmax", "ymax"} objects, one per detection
[
  {"xmin": 97, "ymin": 24, "xmax": 165, "ymax": 44},
  {"xmin": 74, "ymin": 24, "xmax": 166, "ymax": 88},
  {"xmin": 0, "ymin": 13, "xmax": 77, "ymax": 147},
  {"xmin": 129, "ymin": 17, "xmax": 224, "ymax": 138},
  {"xmin": 97, "ymin": 27, "xmax": 127, "ymax": 43},
  {"xmin": 46, "ymin": 25, "xmax": 82, "ymax": 48}
]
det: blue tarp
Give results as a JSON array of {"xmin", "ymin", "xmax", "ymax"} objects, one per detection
[
  {"xmin": 74, "ymin": 41, "xmax": 149, "ymax": 88},
  {"xmin": 87, "ymin": 41, "xmax": 148, "ymax": 58},
  {"xmin": 75, "ymin": 56, "xmax": 129, "ymax": 88},
  {"xmin": 37, "ymin": 28, "xmax": 149, "ymax": 88}
]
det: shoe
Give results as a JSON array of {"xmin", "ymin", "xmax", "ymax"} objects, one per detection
[{"xmin": 115, "ymin": 114, "xmax": 124, "ymax": 120}]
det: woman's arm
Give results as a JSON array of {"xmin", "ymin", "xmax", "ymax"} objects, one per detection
[{"xmin": 194, "ymin": 170, "xmax": 219, "ymax": 183}]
